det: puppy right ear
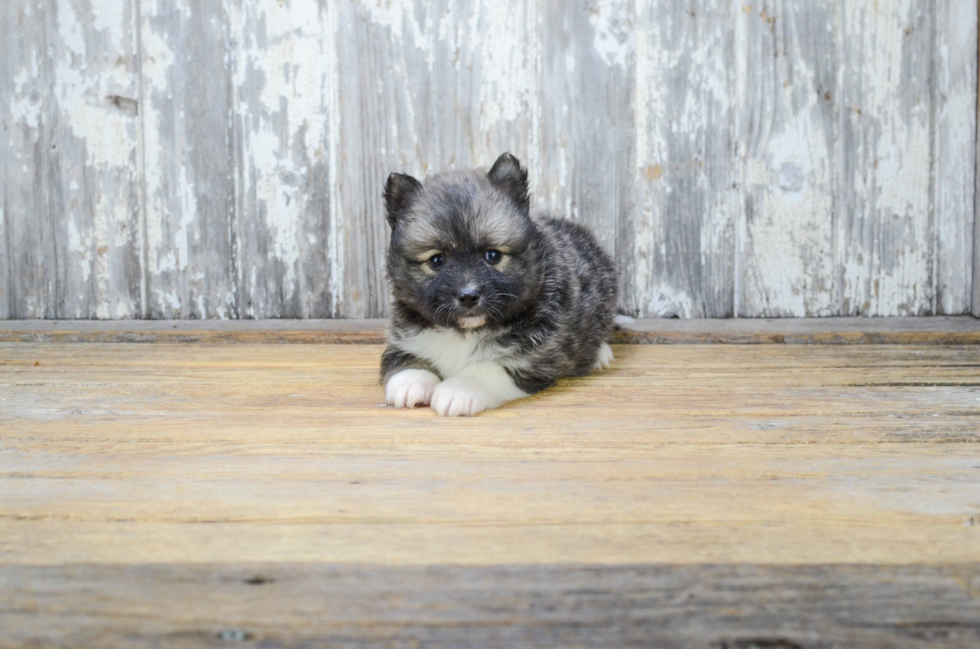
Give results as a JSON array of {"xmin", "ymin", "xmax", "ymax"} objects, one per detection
[
  {"xmin": 487, "ymin": 152, "xmax": 529, "ymax": 214},
  {"xmin": 384, "ymin": 173, "xmax": 422, "ymax": 229}
]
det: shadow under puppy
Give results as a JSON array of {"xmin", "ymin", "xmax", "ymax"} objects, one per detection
[{"xmin": 381, "ymin": 153, "xmax": 617, "ymax": 416}]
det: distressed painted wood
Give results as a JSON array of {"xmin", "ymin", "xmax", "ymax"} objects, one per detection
[
  {"xmin": 1, "ymin": 0, "xmax": 977, "ymax": 319},
  {"xmin": 228, "ymin": 0, "xmax": 341, "ymax": 319},
  {"xmin": 140, "ymin": 0, "xmax": 341, "ymax": 319},
  {"xmin": 536, "ymin": 0, "xmax": 638, "ymax": 312},
  {"xmin": 837, "ymin": 0, "xmax": 935, "ymax": 317},
  {"xmin": 737, "ymin": 1, "xmax": 843, "ymax": 317},
  {"xmin": 738, "ymin": 0, "xmax": 977, "ymax": 317},
  {"xmin": 335, "ymin": 0, "xmax": 538, "ymax": 318},
  {"xmin": 3, "ymin": 564, "xmax": 980, "ymax": 648},
  {"xmin": 975, "ymin": 0, "xmax": 980, "ymax": 319},
  {"xmin": 138, "ymin": 0, "xmax": 238, "ymax": 318},
  {"xmin": 633, "ymin": 1, "xmax": 737, "ymax": 317},
  {"xmin": 0, "ymin": 0, "xmax": 142, "ymax": 319},
  {"xmin": 934, "ymin": 0, "xmax": 978, "ymax": 314}
]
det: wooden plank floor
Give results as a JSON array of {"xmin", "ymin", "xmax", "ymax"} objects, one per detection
[
  {"xmin": 2, "ymin": 315, "xmax": 980, "ymax": 344},
  {"xmin": 1, "ymin": 341, "xmax": 979, "ymax": 647}
]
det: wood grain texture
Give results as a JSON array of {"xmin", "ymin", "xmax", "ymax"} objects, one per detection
[
  {"xmin": 139, "ymin": 0, "xmax": 341, "ymax": 319},
  {"xmin": 1, "ymin": 0, "xmax": 143, "ymax": 319},
  {"xmin": 2, "ymin": 316, "xmax": 980, "ymax": 344},
  {"xmin": 336, "ymin": 0, "xmax": 538, "ymax": 318},
  {"xmin": 975, "ymin": 0, "xmax": 980, "ymax": 319},
  {"xmin": 737, "ymin": 1, "xmax": 844, "ymax": 317},
  {"xmin": 229, "ymin": 0, "xmax": 340, "ymax": 319},
  {"xmin": 2, "ymin": 563, "xmax": 979, "ymax": 648},
  {"xmin": 837, "ymin": 0, "xmax": 934, "ymax": 317},
  {"xmin": 139, "ymin": 0, "xmax": 238, "ymax": 318},
  {"xmin": 1, "ymin": 341, "xmax": 980, "ymax": 645},
  {"xmin": 634, "ymin": 0, "xmax": 737, "ymax": 318},
  {"xmin": 934, "ymin": 0, "xmax": 978, "ymax": 314},
  {"xmin": 2, "ymin": 343, "xmax": 979, "ymax": 566},
  {"xmin": 737, "ymin": 0, "xmax": 978, "ymax": 318},
  {"xmin": 537, "ymin": 0, "xmax": 637, "ymax": 312},
  {"xmin": 1, "ymin": 0, "xmax": 978, "ymax": 319},
  {"xmin": 736, "ymin": 0, "xmax": 838, "ymax": 317}
]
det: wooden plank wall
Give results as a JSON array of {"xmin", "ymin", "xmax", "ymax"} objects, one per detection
[
  {"xmin": 975, "ymin": 0, "xmax": 980, "ymax": 319},
  {"xmin": 1, "ymin": 1, "xmax": 143, "ymax": 319},
  {"xmin": 1, "ymin": 0, "xmax": 977, "ymax": 319}
]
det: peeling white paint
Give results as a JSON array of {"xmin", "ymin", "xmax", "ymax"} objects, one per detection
[
  {"xmin": 57, "ymin": 0, "xmax": 88, "ymax": 59},
  {"xmin": 161, "ymin": 290, "xmax": 181, "ymax": 311},
  {"xmin": 753, "ymin": 111, "xmax": 836, "ymax": 316},
  {"xmin": 642, "ymin": 283, "xmax": 696, "ymax": 319},
  {"xmin": 229, "ymin": 0, "xmax": 335, "ymax": 315},
  {"xmin": 632, "ymin": 10, "xmax": 653, "ymax": 307},
  {"xmin": 933, "ymin": 0, "xmax": 978, "ymax": 314},
  {"xmin": 138, "ymin": 0, "xmax": 176, "ymax": 281},
  {"xmin": 9, "ymin": 68, "xmax": 42, "ymax": 131},
  {"xmin": 90, "ymin": 0, "xmax": 128, "ymax": 52},
  {"xmin": 325, "ymin": 0, "xmax": 344, "ymax": 317},
  {"xmin": 588, "ymin": 0, "xmax": 633, "ymax": 68},
  {"xmin": 67, "ymin": 220, "xmax": 93, "ymax": 283},
  {"xmin": 473, "ymin": 1, "xmax": 532, "ymax": 134},
  {"xmin": 54, "ymin": 0, "xmax": 134, "ymax": 171},
  {"xmin": 359, "ymin": 0, "xmax": 413, "ymax": 39},
  {"xmin": 3, "ymin": 0, "xmax": 975, "ymax": 319},
  {"xmin": 34, "ymin": 0, "xmax": 141, "ymax": 319},
  {"xmin": 633, "ymin": 2, "xmax": 733, "ymax": 318},
  {"xmin": 173, "ymin": 159, "xmax": 197, "ymax": 272},
  {"xmin": 833, "ymin": 0, "xmax": 937, "ymax": 316}
]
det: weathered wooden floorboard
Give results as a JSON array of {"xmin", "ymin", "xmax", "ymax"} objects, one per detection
[
  {"xmin": 2, "ymin": 342, "xmax": 978, "ymax": 564},
  {"xmin": 2, "ymin": 563, "xmax": 979, "ymax": 649},
  {"xmin": 1, "ymin": 342, "xmax": 979, "ymax": 646},
  {"xmin": 0, "ymin": 316, "xmax": 978, "ymax": 344}
]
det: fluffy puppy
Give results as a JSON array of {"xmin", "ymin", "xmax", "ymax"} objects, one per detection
[{"xmin": 381, "ymin": 153, "xmax": 617, "ymax": 416}]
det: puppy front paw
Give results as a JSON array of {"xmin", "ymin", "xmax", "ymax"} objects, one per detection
[
  {"xmin": 593, "ymin": 341, "xmax": 614, "ymax": 370},
  {"xmin": 386, "ymin": 369, "xmax": 441, "ymax": 408},
  {"xmin": 430, "ymin": 378, "xmax": 488, "ymax": 417}
]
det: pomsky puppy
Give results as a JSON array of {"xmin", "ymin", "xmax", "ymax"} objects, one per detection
[{"xmin": 381, "ymin": 153, "xmax": 618, "ymax": 416}]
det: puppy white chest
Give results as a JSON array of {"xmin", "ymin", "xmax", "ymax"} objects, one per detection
[{"xmin": 394, "ymin": 328, "xmax": 503, "ymax": 378}]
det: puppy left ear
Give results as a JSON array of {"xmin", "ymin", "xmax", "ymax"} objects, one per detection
[
  {"xmin": 384, "ymin": 173, "xmax": 423, "ymax": 229},
  {"xmin": 488, "ymin": 152, "xmax": 529, "ymax": 214}
]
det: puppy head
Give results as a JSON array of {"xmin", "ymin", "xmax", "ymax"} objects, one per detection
[{"xmin": 384, "ymin": 153, "xmax": 543, "ymax": 330}]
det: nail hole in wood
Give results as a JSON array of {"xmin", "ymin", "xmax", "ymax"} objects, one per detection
[{"xmin": 217, "ymin": 628, "xmax": 252, "ymax": 642}]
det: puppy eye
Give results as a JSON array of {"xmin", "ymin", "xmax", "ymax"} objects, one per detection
[
  {"xmin": 427, "ymin": 254, "xmax": 446, "ymax": 270},
  {"xmin": 484, "ymin": 249, "xmax": 502, "ymax": 265}
]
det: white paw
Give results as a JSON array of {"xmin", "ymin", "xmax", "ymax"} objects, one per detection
[
  {"xmin": 593, "ymin": 341, "xmax": 614, "ymax": 370},
  {"xmin": 386, "ymin": 369, "xmax": 441, "ymax": 408},
  {"xmin": 613, "ymin": 314, "xmax": 635, "ymax": 328},
  {"xmin": 430, "ymin": 378, "xmax": 489, "ymax": 417}
]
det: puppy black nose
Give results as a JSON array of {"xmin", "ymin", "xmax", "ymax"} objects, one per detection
[{"xmin": 457, "ymin": 288, "xmax": 481, "ymax": 308}]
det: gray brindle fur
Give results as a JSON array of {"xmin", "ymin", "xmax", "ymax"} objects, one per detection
[{"xmin": 381, "ymin": 153, "xmax": 618, "ymax": 416}]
